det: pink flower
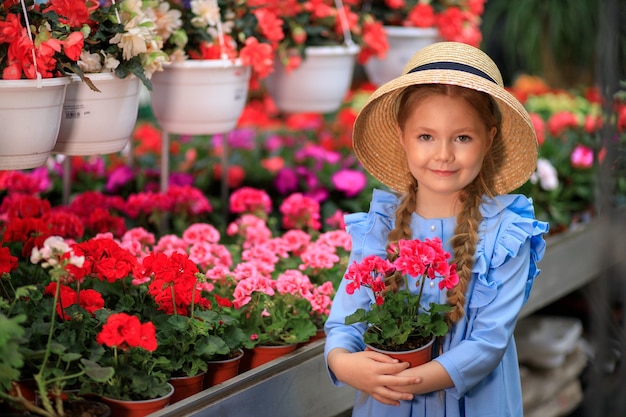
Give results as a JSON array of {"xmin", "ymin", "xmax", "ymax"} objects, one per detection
[
  {"xmin": 153, "ymin": 234, "xmax": 188, "ymax": 255},
  {"xmin": 229, "ymin": 187, "xmax": 273, "ymax": 216},
  {"xmin": 232, "ymin": 276, "xmax": 275, "ymax": 308},
  {"xmin": 279, "ymin": 229, "xmax": 312, "ymax": 255},
  {"xmin": 275, "ymin": 269, "xmax": 313, "ymax": 297},
  {"xmin": 227, "ymin": 214, "xmax": 273, "ymax": 249},
  {"xmin": 325, "ymin": 209, "xmax": 347, "ymax": 231},
  {"xmin": 299, "ymin": 243, "xmax": 340, "ymax": 271},
  {"xmin": 571, "ymin": 145, "xmax": 594, "ymax": 169},
  {"xmin": 317, "ymin": 230, "xmax": 352, "ymax": 252},
  {"xmin": 279, "ymin": 193, "xmax": 321, "ymax": 231},
  {"xmin": 331, "ymin": 169, "xmax": 367, "ymax": 198},
  {"xmin": 241, "ymin": 244, "xmax": 280, "ymax": 275},
  {"xmin": 121, "ymin": 227, "xmax": 156, "ymax": 248},
  {"xmin": 232, "ymin": 262, "xmax": 264, "ymax": 282},
  {"xmin": 344, "ymin": 255, "xmax": 394, "ymax": 294},
  {"xmin": 188, "ymin": 242, "xmax": 233, "ymax": 270},
  {"xmin": 204, "ymin": 265, "xmax": 232, "ymax": 282},
  {"xmin": 182, "ymin": 223, "xmax": 221, "ymax": 244}
]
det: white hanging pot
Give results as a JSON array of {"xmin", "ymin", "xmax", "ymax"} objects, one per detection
[
  {"xmin": 364, "ymin": 26, "xmax": 441, "ymax": 86},
  {"xmin": 0, "ymin": 77, "xmax": 69, "ymax": 170},
  {"xmin": 54, "ymin": 72, "xmax": 141, "ymax": 155},
  {"xmin": 264, "ymin": 44, "xmax": 360, "ymax": 114},
  {"xmin": 150, "ymin": 59, "xmax": 251, "ymax": 135}
]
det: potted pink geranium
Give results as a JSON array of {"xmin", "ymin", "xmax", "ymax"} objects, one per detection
[{"xmin": 344, "ymin": 237, "xmax": 459, "ymax": 366}]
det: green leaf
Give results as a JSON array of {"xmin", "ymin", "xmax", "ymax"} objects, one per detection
[{"xmin": 81, "ymin": 359, "xmax": 115, "ymax": 382}]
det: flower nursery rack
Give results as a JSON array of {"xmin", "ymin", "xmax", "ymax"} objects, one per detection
[{"xmin": 150, "ymin": 208, "xmax": 626, "ymax": 417}]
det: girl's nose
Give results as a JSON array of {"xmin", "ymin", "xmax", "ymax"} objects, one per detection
[{"xmin": 435, "ymin": 141, "xmax": 453, "ymax": 162}]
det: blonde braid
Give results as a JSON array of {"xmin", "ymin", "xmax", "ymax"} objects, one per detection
[
  {"xmin": 447, "ymin": 185, "xmax": 483, "ymax": 324},
  {"xmin": 385, "ymin": 177, "xmax": 418, "ymax": 292}
]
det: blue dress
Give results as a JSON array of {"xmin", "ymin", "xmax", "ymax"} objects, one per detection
[{"xmin": 324, "ymin": 189, "xmax": 549, "ymax": 417}]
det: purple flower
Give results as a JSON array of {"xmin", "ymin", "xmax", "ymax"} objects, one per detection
[
  {"xmin": 30, "ymin": 167, "xmax": 52, "ymax": 193},
  {"xmin": 274, "ymin": 168, "xmax": 299, "ymax": 194},
  {"xmin": 212, "ymin": 129, "xmax": 256, "ymax": 151},
  {"xmin": 305, "ymin": 187, "xmax": 330, "ymax": 203},
  {"xmin": 264, "ymin": 134, "xmax": 283, "ymax": 152},
  {"xmin": 295, "ymin": 145, "xmax": 340, "ymax": 165},
  {"xmin": 169, "ymin": 172, "xmax": 194, "ymax": 187},
  {"xmin": 296, "ymin": 166, "xmax": 319, "ymax": 189},
  {"xmin": 105, "ymin": 166, "xmax": 135, "ymax": 193}
]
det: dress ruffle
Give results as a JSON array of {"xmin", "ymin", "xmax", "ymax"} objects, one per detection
[{"xmin": 474, "ymin": 194, "xmax": 549, "ymax": 305}]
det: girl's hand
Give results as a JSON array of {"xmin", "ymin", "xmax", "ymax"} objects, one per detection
[{"xmin": 327, "ymin": 348, "xmax": 423, "ymax": 406}]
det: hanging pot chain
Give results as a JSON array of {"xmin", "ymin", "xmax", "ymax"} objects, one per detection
[{"xmin": 334, "ymin": 0, "xmax": 355, "ymax": 47}]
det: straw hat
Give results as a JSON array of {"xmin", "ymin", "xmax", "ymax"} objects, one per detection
[{"xmin": 353, "ymin": 42, "xmax": 538, "ymax": 195}]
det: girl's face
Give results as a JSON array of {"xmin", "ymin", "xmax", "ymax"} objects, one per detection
[{"xmin": 399, "ymin": 93, "xmax": 496, "ymax": 204}]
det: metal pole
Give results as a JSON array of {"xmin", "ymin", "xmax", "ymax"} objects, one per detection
[
  {"xmin": 62, "ymin": 157, "xmax": 71, "ymax": 206},
  {"xmin": 584, "ymin": 1, "xmax": 624, "ymax": 416},
  {"xmin": 221, "ymin": 132, "xmax": 229, "ymax": 223},
  {"xmin": 161, "ymin": 130, "xmax": 169, "ymax": 193},
  {"xmin": 160, "ymin": 130, "xmax": 170, "ymax": 234}
]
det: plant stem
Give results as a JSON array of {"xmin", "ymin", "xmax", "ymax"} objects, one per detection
[
  {"xmin": 170, "ymin": 285, "xmax": 178, "ymax": 316},
  {"xmin": 35, "ymin": 278, "xmax": 61, "ymax": 416},
  {"xmin": 190, "ymin": 278, "xmax": 197, "ymax": 317},
  {"xmin": 415, "ymin": 275, "xmax": 426, "ymax": 313}
]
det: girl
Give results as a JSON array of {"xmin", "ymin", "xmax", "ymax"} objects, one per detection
[{"xmin": 324, "ymin": 42, "xmax": 549, "ymax": 416}]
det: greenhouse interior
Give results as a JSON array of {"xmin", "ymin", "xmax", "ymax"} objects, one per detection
[{"xmin": 1, "ymin": 0, "xmax": 625, "ymax": 417}]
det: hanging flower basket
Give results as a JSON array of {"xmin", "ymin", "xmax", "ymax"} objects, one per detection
[
  {"xmin": 0, "ymin": 77, "xmax": 70, "ymax": 170},
  {"xmin": 54, "ymin": 73, "xmax": 141, "ymax": 156},
  {"xmin": 363, "ymin": 26, "xmax": 441, "ymax": 86},
  {"xmin": 150, "ymin": 59, "xmax": 251, "ymax": 135},
  {"xmin": 264, "ymin": 44, "xmax": 360, "ymax": 114}
]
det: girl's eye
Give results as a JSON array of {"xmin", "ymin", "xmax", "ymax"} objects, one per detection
[
  {"xmin": 456, "ymin": 135, "xmax": 471, "ymax": 143},
  {"xmin": 418, "ymin": 134, "xmax": 432, "ymax": 141}
]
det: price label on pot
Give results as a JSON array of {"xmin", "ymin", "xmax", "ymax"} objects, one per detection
[{"xmin": 63, "ymin": 104, "xmax": 91, "ymax": 119}]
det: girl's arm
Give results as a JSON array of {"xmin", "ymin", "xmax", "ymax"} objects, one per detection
[
  {"xmin": 391, "ymin": 359, "xmax": 454, "ymax": 394},
  {"xmin": 327, "ymin": 347, "xmax": 422, "ymax": 406}
]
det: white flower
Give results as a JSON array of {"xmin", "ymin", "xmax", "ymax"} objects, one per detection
[
  {"xmin": 103, "ymin": 53, "xmax": 121, "ymax": 71},
  {"xmin": 531, "ymin": 158, "xmax": 559, "ymax": 191},
  {"xmin": 190, "ymin": 0, "xmax": 220, "ymax": 28},
  {"xmin": 78, "ymin": 50, "xmax": 103, "ymax": 73},
  {"xmin": 169, "ymin": 49, "xmax": 188, "ymax": 63},
  {"xmin": 144, "ymin": 1, "xmax": 183, "ymax": 41},
  {"xmin": 30, "ymin": 236, "xmax": 85, "ymax": 269},
  {"xmin": 142, "ymin": 50, "xmax": 169, "ymax": 78},
  {"xmin": 120, "ymin": 0, "xmax": 143, "ymax": 15},
  {"xmin": 110, "ymin": 23, "xmax": 149, "ymax": 61}
]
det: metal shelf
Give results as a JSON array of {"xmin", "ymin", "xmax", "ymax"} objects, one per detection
[
  {"xmin": 521, "ymin": 208, "xmax": 626, "ymax": 317},
  {"xmin": 150, "ymin": 209, "xmax": 626, "ymax": 417}
]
